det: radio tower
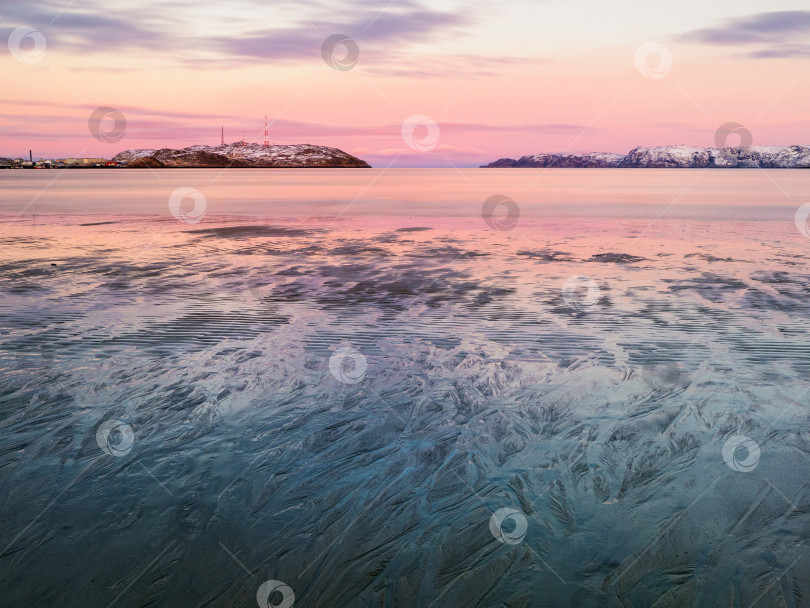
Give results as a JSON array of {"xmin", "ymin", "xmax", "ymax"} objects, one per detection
[
  {"xmin": 220, "ymin": 126, "xmax": 224, "ymax": 146},
  {"xmin": 263, "ymin": 115, "xmax": 269, "ymax": 147}
]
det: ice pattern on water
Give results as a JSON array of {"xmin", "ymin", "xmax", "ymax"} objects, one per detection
[{"xmin": 1, "ymin": 217, "xmax": 809, "ymax": 607}]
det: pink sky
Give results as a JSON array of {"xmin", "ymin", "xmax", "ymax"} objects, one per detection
[{"xmin": 3, "ymin": 1, "xmax": 810, "ymax": 166}]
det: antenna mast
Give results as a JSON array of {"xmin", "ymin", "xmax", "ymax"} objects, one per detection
[{"xmin": 264, "ymin": 115, "xmax": 269, "ymax": 147}]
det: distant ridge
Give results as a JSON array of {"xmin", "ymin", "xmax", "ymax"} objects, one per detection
[
  {"xmin": 483, "ymin": 146, "xmax": 810, "ymax": 168},
  {"xmin": 113, "ymin": 143, "xmax": 371, "ymax": 168}
]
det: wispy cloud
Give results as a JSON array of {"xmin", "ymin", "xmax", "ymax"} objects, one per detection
[
  {"xmin": 0, "ymin": 98, "xmax": 593, "ymax": 142},
  {"xmin": 210, "ymin": 10, "xmax": 468, "ymax": 63},
  {"xmin": 1, "ymin": 0, "xmax": 475, "ymax": 66},
  {"xmin": 0, "ymin": 1, "xmax": 166, "ymax": 51},
  {"xmin": 681, "ymin": 10, "xmax": 810, "ymax": 58},
  {"xmin": 0, "ymin": 0, "xmax": 548, "ymax": 78}
]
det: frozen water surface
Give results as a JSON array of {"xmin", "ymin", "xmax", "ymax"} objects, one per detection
[{"xmin": 1, "ymin": 169, "xmax": 810, "ymax": 607}]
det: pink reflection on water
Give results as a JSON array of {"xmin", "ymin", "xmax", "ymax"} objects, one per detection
[{"xmin": 0, "ymin": 168, "xmax": 805, "ymax": 222}]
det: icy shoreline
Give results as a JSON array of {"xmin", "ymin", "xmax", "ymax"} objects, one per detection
[
  {"xmin": 2, "ymin": 214, "xmax": 809, "ymax": 606},
  {"xmin": 484, "ymin": 145, "xmax": 810, "ymax": 168}
]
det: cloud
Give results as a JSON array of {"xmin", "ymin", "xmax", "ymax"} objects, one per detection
[
  {"xmin": 210, "ymin": 8, "xmax": 470, "ymax": 65},
  {"xmin": 0, "ymin": 98, "xmax": 592, "ymax": 140},
  {"xmin": 1, "ymin": 0, "xmax": 474, "ymax": 66},
  {"xmin": 361, "ymin": 53, "xmax": 552, "ymax": 79},
  {"xmin": 0, "ymin": 97, "xmax": 593, "ymax": 164},
  {"xmin": 1, "ymin": 0, "xmax": 546, "ymax": 77},
  {"xmin": 749, "ymin": 44, "xmax": 810, "ymax": 59},
  {"xmin": 681, "ymin": 10, "xmax": 810, "ymax": 57},
  {"xmin": 0, "ymin": 1, "xmax": 165, "ymax": 51}
]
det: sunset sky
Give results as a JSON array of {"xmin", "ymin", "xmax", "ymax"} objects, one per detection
[{"xmin": 2, "ymin": 0, "xmax": 810, "ymax": 166}]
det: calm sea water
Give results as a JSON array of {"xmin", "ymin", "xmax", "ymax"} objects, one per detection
[
  {"xmin": 0, "ymin": 167, "xmax": 807, "ymax": 219},
  {"xmin": 1, "ymin": 169, "xmax": 809, "ymax": 607}
]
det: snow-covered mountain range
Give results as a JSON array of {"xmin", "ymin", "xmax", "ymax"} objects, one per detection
[
  {"xmin": 484, "ymin": 146, "xmax": 810, "ymax": 168},
  {"xmin": 113, "ymin": 143, "xmax": 371, "ymax": 168}
]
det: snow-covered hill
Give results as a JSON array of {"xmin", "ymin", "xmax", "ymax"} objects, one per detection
[
  {"xmin": 113, "ymin": 143, "xmax": 371, "ymax": 168},
  {"xmin": 484, "ymin": 146, "xmax": 810, "ymax": 168},
  {"xmin": 486, "ymin": 152, "xmax": 625, "ymax": 168}
]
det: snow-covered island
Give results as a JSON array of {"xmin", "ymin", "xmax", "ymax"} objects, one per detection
[
  {"xmin": 483, "ymin": 146, "xmax": 810, "ymax": 168},
  {"xmin": 113, "ymin": 143, "xmax": 371, "ymax": 168}
]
